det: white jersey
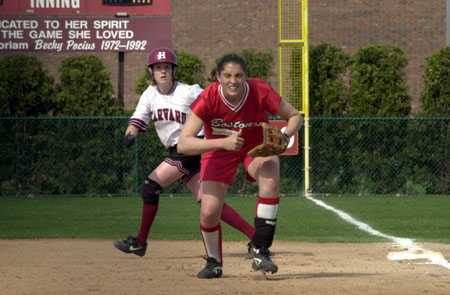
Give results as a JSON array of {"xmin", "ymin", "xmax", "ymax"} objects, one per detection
[{"xmin": 129, "ymin": 81, "xmax": 204, "ymax": 148}]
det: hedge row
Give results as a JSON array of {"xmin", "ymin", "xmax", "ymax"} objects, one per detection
[
  {"xmin": 2, "ymin": 45, "xmax": 449, "ymax": 117},
  {"xmin": 1, "ymin": 117, "xmax": 447, "ymax": 196}
]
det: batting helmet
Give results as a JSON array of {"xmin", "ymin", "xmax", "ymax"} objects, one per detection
[
  {"xmin": 146, "ymin": 47, "xmax": 178, "ymax": 79},
  {"xmin": 147, "ymin": 47, "xmax": 178, "ymax": 66}
]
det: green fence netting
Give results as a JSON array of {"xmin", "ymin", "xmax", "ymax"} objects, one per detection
[{"xmin": 1, "ymin": 117, "xmax": 448, "ymax": 196}]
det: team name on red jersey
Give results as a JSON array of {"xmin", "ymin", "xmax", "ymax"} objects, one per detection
[{"xmin": 211, "ymin": 118, "xmax": 260, "ymax": 129}]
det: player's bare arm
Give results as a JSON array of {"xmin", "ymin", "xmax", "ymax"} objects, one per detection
[
  {"xmin": 276, "ymin": 100, "xmax": 303, "ymax": 137},
  {"xmin": 178, "ymin": 113, "xmax": 244, "ymax": 155}
]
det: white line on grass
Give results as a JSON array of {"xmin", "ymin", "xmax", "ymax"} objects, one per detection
[{"xmin": 307, "ymin": 196, "xmax": 450, "ymax": 270}]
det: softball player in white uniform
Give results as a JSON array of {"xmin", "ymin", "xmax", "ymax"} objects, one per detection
[{"xmin": 114, "ymin": 47, "xmax": 255, "ymax": 257}]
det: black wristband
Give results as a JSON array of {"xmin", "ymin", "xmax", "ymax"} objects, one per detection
[{"xmin": 282, "ymin": 132, "xmax": 290, "ymax": 141}]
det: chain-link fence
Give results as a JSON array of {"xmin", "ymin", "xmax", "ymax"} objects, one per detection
[{"xmin": 1, "ymin": 117, "xmax": 448, "ymax": 197}]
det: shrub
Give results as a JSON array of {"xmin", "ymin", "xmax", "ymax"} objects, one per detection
[
  {"xmin": 175, "ymin": 50, "xmax": 206, "ymax": 87},
  {"xmin": 55, "ymin": 55, "xmax": 122, "ymax": 116},
  {"xmin": 0, "ymin": 54, "xmax": 55, "ymax": 117},
  {"xmin": 135, "ymin": 66, "xmax": 149, "ymax": 96},
  {"xmin": 349, "ymin": 45, "xmax": 411, "ymax": 116},
  {"xmin": 309, "ymin": 43, "xmax": 351, "ymax": 116},
  {"xmin": 239, "ymin": 48, "xmax": 274, "ymax": 82},
  {"xmin": 420, "ymin": 46, "xmax": 450, "ymax": 116}
]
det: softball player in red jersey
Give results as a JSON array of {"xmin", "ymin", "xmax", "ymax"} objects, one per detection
[
  {"xmin": 114, "ymin": 48, "xmax": 255, "ymax": 258},
  {"xmin": 178, "ymin": 53, "xmax": 303, "ymax": 278}
]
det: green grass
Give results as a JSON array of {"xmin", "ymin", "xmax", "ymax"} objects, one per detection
[
  {"xmin": 312, "ymin": 195, "xmax": 450, "ymax": 243},
  {"xmin": 0, "ymin": 195, "xmax": 449, "ymax": 243}
]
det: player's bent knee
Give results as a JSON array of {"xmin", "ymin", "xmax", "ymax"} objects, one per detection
[
  {"xmin": 200, "ymin": 208, "xmax": 221, "ymax": 225},
  {"xmin": 259, "ymin": 178, "xmax": 279, "ymax": 195},
  {"xmin": 141, "ymin": 178, "xmax": 163, "ymax": 205}
]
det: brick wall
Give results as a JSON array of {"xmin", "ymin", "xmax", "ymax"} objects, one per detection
[
  {"xmin": 1, "ymin": 0, "xmax": 446, "ymax": 113},
  {"xmin": 171, "ymin": 0, "xmax": 279, "ymax": 73},
  {"xmin": 172, "ymin": 0, "xmax": 446, "ymax": 114},
  {"xmin": 308, "ymin": 0, "xmax": 446, "ymax": 112}
]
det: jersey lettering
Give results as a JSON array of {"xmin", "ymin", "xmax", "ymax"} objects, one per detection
[
  {"xmin": 130, "ymin": 82, "xmax": 203, "ymax": 148},
  {"xmin": 157, "ymin": 109, "xmax": 163, "ymax": 121},
  {"xmin": 153, "ymin": 108, "xmax": 187, "ymax": 124},
  {"xmin": 174, "ymin": 110, "xmax": 181, "ymax": 123},
  {"xmin": 163, "ymin": 109, "xmax": 169, "ymax": 120},
  {"xmin": 168, "ymin": 109, "xmax": 175, "ymax": 121},
  {"xmin": 211, "ymin": 118, "xmax": 259, "ymax": 129}
]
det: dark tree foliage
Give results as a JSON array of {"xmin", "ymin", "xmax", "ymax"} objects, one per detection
[
  {"xmin": 309, "ymin": 43, "xmax": 351, "ymax": 116},
  {"xmin": 135, "ymin": 66, "xmax": 149, "ymax": 96},
  {"xmin": 239, "ymin": 48, "xmax": 274, "ymax": 82},
  {"xmin": 348, "ymin": 45, "xmax": 411, "ymax": 116},
  {"xmin": 175, "ymin": 50, "xmax": 206, "ymax": 87},
  {"xmin": 55, "ymin": 55, "xmax": 122, "ymax": 116},
  {"xmin": 0, "ymin": 54, "xmax": 55, "ymax": 117},
  {"xmin": 420, "ymin": 46, "xmax": 450, "ymax": 116}
]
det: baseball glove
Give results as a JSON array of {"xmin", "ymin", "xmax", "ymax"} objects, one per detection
[{"xmin": 247, "ymin": 122, "xmax": 289, "ymax": 157}]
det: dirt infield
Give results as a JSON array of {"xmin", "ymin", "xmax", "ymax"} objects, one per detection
[{"xmin": 1, "ymin": 240, "xmax": 449, "ymax": 295}]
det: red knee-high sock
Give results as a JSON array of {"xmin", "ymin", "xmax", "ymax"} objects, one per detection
[
  {"xmin": 221, "ymin": 203, "xmax": 255, "ymax": 240},
  {"xmin": 200, "ymin": 223, "xmax": 222, "ymax": 263},
  {"xmin": 136, "ymin": 203, "xmax": 158, "ymax": 245}
]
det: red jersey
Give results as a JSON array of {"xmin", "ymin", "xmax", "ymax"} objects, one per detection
[{"xmin": 190, "ymin": 78, "xmax": 282, "ymax": 149}]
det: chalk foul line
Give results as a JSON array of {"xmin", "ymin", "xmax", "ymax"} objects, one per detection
[{"xmin": 307, "ymin": 196, "xmax": 450, "ymax": 270}]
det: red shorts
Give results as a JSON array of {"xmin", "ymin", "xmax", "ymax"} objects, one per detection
[{"xmin": 200, "ymin": 148, "xmax": 256, "ymax": 186}]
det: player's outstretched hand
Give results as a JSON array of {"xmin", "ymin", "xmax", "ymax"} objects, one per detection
[{"xmin": 223, "ymin": 129, "xmax": 244, "ymax": 151}]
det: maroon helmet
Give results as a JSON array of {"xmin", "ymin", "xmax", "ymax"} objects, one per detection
[
  {"xmin": 147, "ymin": 47, "xmax": 177, "ymax": 66},
  {"xmin": 146, "ymin": 47, "xmax": 178, "ymax": 79}
]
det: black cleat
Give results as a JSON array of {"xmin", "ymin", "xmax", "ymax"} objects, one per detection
[
  {"xmin": 252, "ymin": 247, "xmax": 278, "ymax": 274},
  {"xmin": 246, "ymin": 242, "xmax": 275, "ymax": 259},
  {"xmin": 246, "ymin": 242, "xmax": 256, "ymax": 259},
  {"xmin": 197, "ymin": 257, "xmax": 223, "ymax": 278},
  {"xmin": 113, "ymin": 236, "xmax": 147, "ymax": 257}
]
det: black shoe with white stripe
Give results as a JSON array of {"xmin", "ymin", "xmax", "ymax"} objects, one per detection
[
  {"xmin": 252, "ymin": 247, "xmax": 278, "ymax": 274},
  {"xmin": 197, "ymin": 257, "xmax": 223, "ymax": 278},
  {"xmin": 113, "ymin": 236, "xmax": 147, "ymax": 257},
  {"xmin": 246, "ymin": 242, "xmax": 275, "ymax": 259}
]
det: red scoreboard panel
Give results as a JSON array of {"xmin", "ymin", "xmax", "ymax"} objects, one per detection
[
  {"xmin": 102, "ymin": 0, "xmax": 152, "ymax": 5},
  {"xmin": 0, "ymin": 0, "xmax": 170, "ymax": 15}
]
